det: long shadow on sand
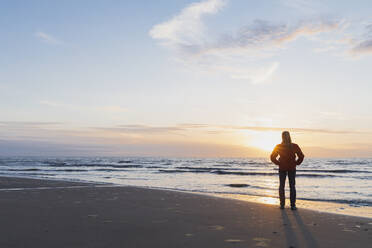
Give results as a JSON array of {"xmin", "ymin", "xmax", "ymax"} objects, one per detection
[
  {"xmin": 281, "ymin": 209, "xmax": 319, "ymax": 248},
  {"xmin": 292, "ymin": 211, "xmax": 319, "ymax": 248},
  {"xmin": 281, "ymin": 210, "xmax": 298, "ymax": 248}
]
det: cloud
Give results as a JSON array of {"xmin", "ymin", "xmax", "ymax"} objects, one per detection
[
  {"xmin": 0, "ymin": 121, "xmax": 69, "ymax": 145},
  {"xmin": 0, "ymin": 121, "xmax": 62, "ymax": 128},
  {"xmin": 98, "ymin": 124, "xmax": 185, "ymax": 135},
  {"xmin": 228, "ymin": 126, "xmax": 357, "ymax": 134},
  {"xmin": 0, "ymin": 139, "xmax": 116, "ymax": 156},
  {"xmin": 0, "ymin": 139, "xmax": 267, "ymax": 157},
  {"xmin": 303, "ymin": 145, "xmax": 372, "ymax": 158},
  {"xmin": 1, "ymin": 121, "xmax": 360, "ymax": 141},
  {"xmin": 217, "ymin": 19, "xmax": 340, "ymax": 52},
  {"xmin": 352, "ymin": 39, "xmax": 372, "ymax": 54},
  {"xmin": 0, "ymin": 121, "xmax": 370, "ymax": 156},
  {"xmin": 150, "ymin": 1, "xmax": 338, "ymax": 54},
  {"xmin": 223, "ymin": 62, "xmax": 279, "ymax": 84},
  {"xmin": 303, "ymin": 20, "xmax": 372, "ymax": 58},
  {"xmin": 149, "ymin": 0, "xmax": 226, "ymax": 53},
  {"xmin": 34, "ymin": 32, "xmax": 63, "ymax": 45},
  {"xmin": 40, "ymin": 100, "xmax": 128, "ymax": 113},
  {"xmin": 95, "ymin": 123, "xmax": 360, "ymax": 135},
  {"xmin": 350, "ymin": 24, "xmax": 372, "ymax": 56},
  {"xmin": 150, "ymin": 0, "xmax": 342, "ymax": 83}
]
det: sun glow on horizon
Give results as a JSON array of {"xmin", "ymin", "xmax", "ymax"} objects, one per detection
[{"xmin": 248, "ymin": 131, "xmax": 280, "ymax": 152}]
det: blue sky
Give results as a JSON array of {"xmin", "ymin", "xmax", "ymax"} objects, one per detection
[{"xmin": 1, "ymin": 0, "xmax": 372, "ymax": 157}]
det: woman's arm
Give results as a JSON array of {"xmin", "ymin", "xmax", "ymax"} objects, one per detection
[
  {"xmin": 270, "ymin": 146, "xmax": 280, "ymax": 166},
  {"xmin": 294, "ymin": 144, "xmax": 304, "ymax": 165}
]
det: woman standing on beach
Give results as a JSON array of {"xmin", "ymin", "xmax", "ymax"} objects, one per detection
[{"xmin": 270, "ymin": 131, "xmax": 304, "ymax": 210}]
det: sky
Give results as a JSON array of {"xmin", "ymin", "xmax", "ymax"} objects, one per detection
[{"xmin": 1, "ymin": 0, "xmax": 372, "ymax": 157}]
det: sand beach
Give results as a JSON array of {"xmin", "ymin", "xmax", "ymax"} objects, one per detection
[{"xmin": 0, "ymin": 176, "xmax": 370, "ymax": 247}]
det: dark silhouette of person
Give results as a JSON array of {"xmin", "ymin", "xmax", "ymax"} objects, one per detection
[{"xmin": 270, "ymin": 131, "xmax": 304, "ymax": 210}]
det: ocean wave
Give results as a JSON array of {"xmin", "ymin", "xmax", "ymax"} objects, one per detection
[
  {"xmin": 118, "ymin": 160, "xmax": 133, "ymax": 164},
  {"xmin": 225, "ymin": 184, "xmax": 274, "ymax": 190},
  {"xmin": 18, "ymin": 172, "xmax": 55, "ymax": 176},
  {"xmin": 7, "ymin": 168, "xmax": 89, "ymax": 172},
  {"xmin": 213, "ymin": 170, "xmax": 277, "ymax": 176},
  {"xmin": 241, "ymin": 161, "xmax": 272, "ymax": 166},
  {"xmin": 7, "ymin": 168, "xmax": 41, "ymax": 171},
  {"xmin": 57, "ymin": 169, "xmax": 88, "ymax": 172},
  {"xmin": 355, "ymin": 176, "xmax": 372, "ymax": 180},
  {"xmin": 213, "ymin": 170, "xmax": 338, "ymax": 178},
  {"xmin": 216, "ymin": 161, "xmax": 271, "ymax": 166},
  {"xmin": 58, "ymin": 163, "xmax": 105, "ymax": 167},
  {"xmin": 158, "ymin": 169, "xmax": 210, "ymax": 173},
  {"xmin": 157, "ymin": 169, "xmax": 340, "ymax": 178},
  {"xmin": 43, "ymin": 161, "xmax": 67, "ymax": 166},
  {"xmin": 295, "ymin": 169, "xmax": 370, "ymax": 173},
  {"xmin": 325, "ymin": 160, "xmax": 371, "ymax": 165},
  {"xmin": 42, "ymin": 163, "xmax": 144, "ymax": 169},
  {"xmin": 112, "ymin": 164, "xmax": 143, "ymax": 168},
  {"xmin": 94, "ymin": 168, "xmax": 128, "ymax": 172},
  {"xmin": 175, "ymin": 166, "xmax": 241, "ymax": 171}
]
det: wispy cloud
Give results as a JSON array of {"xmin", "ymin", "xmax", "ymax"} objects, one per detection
[
  {"xmin": 149, "ymin": 0, "xmax": 226, "ymax": 53},
  {"xmin": 98, "ymin": 124, "xmax": 186, "ymax": 136},
  {"xmin": 1, "ymin": 121, "xmax": 369, "ymax": 156},
  {"xmin": 0, "ymin": 121, "xmax": 61, "ymax": 128},
  {"xmin": 0, "ymin": 121, "xmax": 66, "ymax": 143},
  {"xmin": 350, "ymin": 24, "xmax": 372, "ymax": 56},
  {"xmin": 150, "ymin": 1, "xmax": 339, "ymax": 54},
  {"xmin": 150, "ymin": 0, "xmax": 342, "ymax": 83},
  {"xmin": 40, "ymin": 100, "xmax": 128, "ymax": 113},
  {"xmin": 34, "ymin": 31, "xmax": 63, "ymax": 45},
  {"xmin": 310, "ymin": 20, "xmax": 372, "ymax": 58},
  {"xmin": 209, "ymin": 62, "xmax": 280, "ymax": 84},
  {"xmin": 95, "ymin": 123, "xmax": 360, "ymax": 135},
  {"xmin": 227, "ymin": 125, "xmax": 358, "ymax": 134},
  {"xmin": 214, "ymin": 19, "xmax": 340, "ymax": 53},
  {"xmin": 352, "ymin": 39, "xmax": 372, "ymax": 55},
  {"xmin": 0, "ymin": 121, "xmax": 362, "ymax": 138},
  {"xmin": 149, "ymin": 0, "xmax": 279, "ymax": 83}
]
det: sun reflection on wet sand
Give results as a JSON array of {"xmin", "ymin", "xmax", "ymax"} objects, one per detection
[
  {"xmin": 210, "ymin": 193, "xmax": 372, "ymax": 218},
  {"xmin": 256, "ymin": 196, "xmax": 279, "ymax": 205},
  {"xmin": 218, "ymin": 194, "xmax": 279, "ymax": 206}
]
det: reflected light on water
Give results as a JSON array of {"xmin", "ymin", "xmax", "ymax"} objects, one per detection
[{"xmin": 259, "ymin": 176, "xmax": 278, "ymax": 205}]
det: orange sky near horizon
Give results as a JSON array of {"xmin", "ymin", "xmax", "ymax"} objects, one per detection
[{"xmin": 1, "ymin": 121, "xmax": 371, "ymax": 157}]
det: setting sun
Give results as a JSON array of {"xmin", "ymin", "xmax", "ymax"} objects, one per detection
[{"xmin": 249, "ymin": 131, "xmax": 280, "ymax": 151}]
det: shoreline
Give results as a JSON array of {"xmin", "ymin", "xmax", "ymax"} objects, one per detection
[
  {"xmin": 2, "ymin": 174, "xmax": 371, "ymax": 219},
  {"xmin": 1, "ymin": 176, "xmax": 371, "ymax": 247}
]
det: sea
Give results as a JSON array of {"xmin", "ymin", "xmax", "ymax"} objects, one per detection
[{"xmin": 0, "ymin": 157, "xmax": 371, "ymax": 218}]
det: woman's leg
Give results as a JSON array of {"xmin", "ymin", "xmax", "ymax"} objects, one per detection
[
  {"xmin": 279, "ymin": 171, "xmax": 287, "ymax": 207},
  {"xmin": 288, "ymin": 170, "xmax": 296, "ymax": 207}
]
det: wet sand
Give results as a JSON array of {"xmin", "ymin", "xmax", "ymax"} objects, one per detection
[{"xmin": 0, "ymin": 177, "xmax": 370, "ymax": 247}]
